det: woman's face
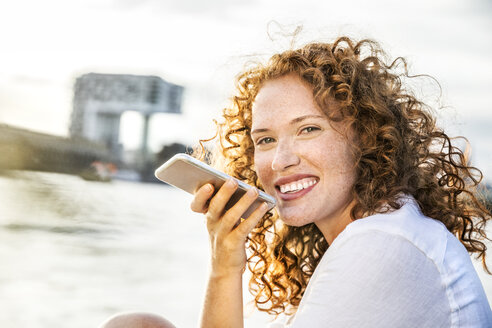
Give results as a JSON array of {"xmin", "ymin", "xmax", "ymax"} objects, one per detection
[{"xmin": 251, "ymin": 74, "xmax": 356, "ymax": 235}]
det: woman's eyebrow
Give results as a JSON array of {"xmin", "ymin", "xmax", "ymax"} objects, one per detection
[
  {"xmin": 251, "ymin": 128, "xmax": 269, "ymax": 135},
  {"xmin": 291, "ymin": 114, "xmax": 325, "ymax": 124},
  {"xmin": 251, "ymin": 114, "xmax": 325, "ymax": 135}
]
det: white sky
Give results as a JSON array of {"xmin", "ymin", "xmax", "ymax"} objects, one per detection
[{"xmin": 1, "ymin": 0, "xmax": 491, "ymax": 177}]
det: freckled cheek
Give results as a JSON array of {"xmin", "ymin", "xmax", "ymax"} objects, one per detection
[
  {"xmin": 253, "ymin": 154, "xmax": 274, "ymax": 191},
  {"xmin": 316, "ymin": 138, "xmax": 354, "ymax": 170}
]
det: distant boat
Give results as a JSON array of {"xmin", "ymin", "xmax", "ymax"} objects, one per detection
[{"xmin": 79, "ymin": 161, "xmax": 116, "ymax": 182}]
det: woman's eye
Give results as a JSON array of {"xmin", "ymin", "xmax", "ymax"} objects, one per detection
[
  {"xmin": 300, "ymin": 126, "xmax": 320, "ymax": 134},
  {"xmin": 257, "ymin": 137, "xmax": 275, "ymax": 145}
]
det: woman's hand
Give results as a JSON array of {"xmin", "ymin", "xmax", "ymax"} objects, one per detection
[
  {"xmin": 191, "ymin": 178, "xmax": 268, "ymax": 277},
  {"xmin": 191, "ymin": 179, "xmax": 269, "ymax": 328}
]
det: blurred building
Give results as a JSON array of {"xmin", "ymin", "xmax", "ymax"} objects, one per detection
[{"xmin": 70, "ymin": 73, "xmax": 184, "ymax": 166}]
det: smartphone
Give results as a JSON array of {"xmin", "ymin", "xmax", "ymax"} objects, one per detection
[{"xmin": 154, "ymin": 153, "xmax": 276, "ymax": 218}]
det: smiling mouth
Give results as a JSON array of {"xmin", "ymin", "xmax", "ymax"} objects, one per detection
[{"xmin": 277, "ymin": 177, "xmax": 319, "ymax": 194}]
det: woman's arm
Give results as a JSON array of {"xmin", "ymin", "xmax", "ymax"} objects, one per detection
[
  {"xmin": 201, "ymin": 269, "xmax": 244, "ymax": 328},
  {"xmin": 191, "ymin": 179, "xmax": 268, "ymax": 328}
]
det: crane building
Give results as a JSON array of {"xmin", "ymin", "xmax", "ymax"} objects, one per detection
[{"xmin": 70, "ymin": 73, "xmax": 183, "ymax": 164}]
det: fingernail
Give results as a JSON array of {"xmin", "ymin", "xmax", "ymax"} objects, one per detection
[
  {"xmin": 204, "ymin": 184, "xmax": 213, "ymax": 192},
  {"xmin": 260, "ymin": 202, "xmax": 268, "ymax": 210},
  {"xmin": 226, "ymin": 178, "xmax": 237, "ymax": 187},
  {"xmin": 247, "ymin": 187, "xmax": 258, "ymax": 197}
]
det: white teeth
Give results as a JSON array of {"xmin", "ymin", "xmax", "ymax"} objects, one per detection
[{"xmin": 279, "ymin": 178, "xmax": 318, "ymax": 194}]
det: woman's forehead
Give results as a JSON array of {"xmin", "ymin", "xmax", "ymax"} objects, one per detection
[
  {"xmin": 251, "ymin": 75, "xmax": 322, "ymax": 124},
  {"xmin": 253, "ymin": 75, "xmax": 313, "ymax": 105}
]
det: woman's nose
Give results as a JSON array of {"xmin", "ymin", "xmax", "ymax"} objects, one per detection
[{"xmin": 271, "ymin": 141, "xmax": 300, "ymax": 171}]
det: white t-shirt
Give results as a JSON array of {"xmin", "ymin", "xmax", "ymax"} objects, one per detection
[{"xmin": 269, "ymin": 197, "xmax": 492, "ymax": 327}]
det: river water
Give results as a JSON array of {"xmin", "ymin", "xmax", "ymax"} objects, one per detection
[{"xmin": 0, "ymin": 171, "xmax": 490, "ymax": 328}]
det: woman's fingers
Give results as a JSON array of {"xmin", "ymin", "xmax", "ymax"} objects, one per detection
[
  {"xmin": 193, "ymin": 178, "xmax": 268, "ymax": 240},
  {"xmin": 232, "ymin": 201, "xmax": 269, "ymax": 239},
  {"xmin": 207, "ymin": 179, "xmax": 238, "ymax": 220},
  {"xmin": 219, "ymin": 187, "xmax": 260, "ymax": 235},
  {"xmin": 190, "ymin": 183, "xmax": 215, "ymax": 213}
]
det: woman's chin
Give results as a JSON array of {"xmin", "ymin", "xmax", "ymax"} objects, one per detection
[{"xmin": 278, "ymin": 213, "xmax": 309, "ymax": 227}]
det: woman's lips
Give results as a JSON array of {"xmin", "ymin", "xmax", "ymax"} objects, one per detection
[
  {"xmin": 278, "ymin": 177, "xmax": 318, "ymax": 193},
  {"xmin": 275, "ymin": 176, "xmax": 319, "ymax": 201}
]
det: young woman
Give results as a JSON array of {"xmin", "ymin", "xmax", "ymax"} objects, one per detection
[{"xmin": 103, "ymin": 36, "xmax": 492, "ymax": 327}]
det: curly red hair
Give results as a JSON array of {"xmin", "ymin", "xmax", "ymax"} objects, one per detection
[{"xmin": 202, "ymin": 36, "xmax": 491, "ymax": 316}]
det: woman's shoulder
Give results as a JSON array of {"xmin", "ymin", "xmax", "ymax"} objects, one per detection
[
  {"xmin": 333, "ymin": 196, "xmax": 450, "ymax": 267},
  {"xmin": 289, "ymin": 202, "xmax": 455, "ymax": 328},
  {"xmin": 316, "ymin": 196, "xmax": 492, "ymax": 327}
]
